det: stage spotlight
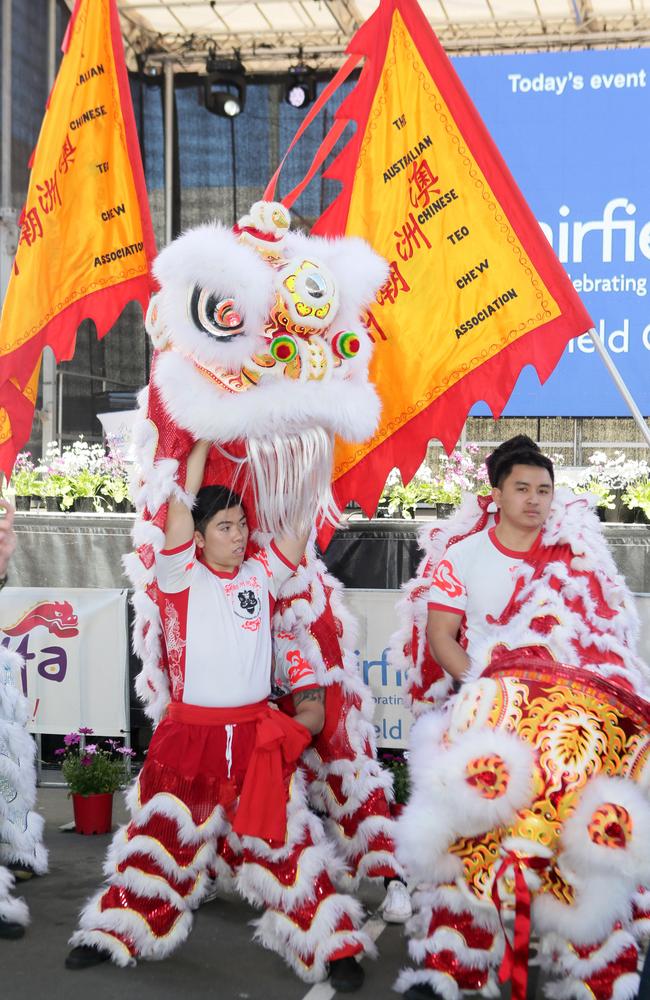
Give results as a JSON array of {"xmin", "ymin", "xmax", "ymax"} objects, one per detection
[
  {"xmin": 204, "ymin": 54, "xmax": 246, "ymax": 118},
  {"xmin": 285, "ymin": 65, "xmax": 316, "ymax": 109}
]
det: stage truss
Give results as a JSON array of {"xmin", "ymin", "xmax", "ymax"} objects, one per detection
[{"xmin": 113, "ymin": 0, "xmax": 650, "ymax": 73}]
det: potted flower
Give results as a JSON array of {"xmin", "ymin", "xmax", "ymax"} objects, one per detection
[
  {"xmin": 379, "ymin": 750, "xmax": 410, "ymax": 816},
  {"xmin": 55, "ymin": 728, "xmax": 134, "ymax": 834},
  {"xmin": 578, "ymin": 451, "xmax": 649, "ymax": 522},
  {"xmin": 434, "ymin": 446, "xmax": 492, "ymax": 517},
  {"xmin": 100, "ymin": 439, "xmax": 133, "ymax": 513},
  {"xmin": 574, "ymin": 480, "xmax": 615, "ymax": 520},
  {"xmin": 70, "ymin": 467, "xmax": 105, "ymax": 512},
  {"xmin": 623, "ymin": 479, "xmax": 650, "ymax": 524},
  {"xmin": 36, "ymin": 442, "xmax": 71, "ymax": 511},
  {"xmin": 429, "ymin": 478, "xmax": 461, "ymax": 519},
  {"xmin": 10, "ymin": 452, "xmax": 41, "ymax": 510},
  {"xmin": 41, "ymin": 478, "xmax": 71, "ymax": 511},
  {"xmin": 101, "ymin": 473, "xmax": 133, "ymax": 512},
  {"xmin": 54, "ymin": 438, "xmax": 109, "ymax": 512},
  {"xmin": 388, "ymin": 477, "xmax": 429, "ymax": 519},
  {"xmin": 381, "ymin": 464, "xmax": 436, "ymax": 519}
]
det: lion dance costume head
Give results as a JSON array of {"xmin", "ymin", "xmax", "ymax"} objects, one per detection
[{"xmin": 139, "ymin": 200, "xmax": 386, "ymax": 544}]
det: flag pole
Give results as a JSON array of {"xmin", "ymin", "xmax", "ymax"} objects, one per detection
[
  {"xmin": 587, "ymin": 328, "xmax": 650, "ymax": 450},
  {"xmin": 41, "ymin": 0, "xmax": 58, "ymax": 457},
  {"xmin": 164, "ymin": 60, "xmax": 174, "ymax": 246},
  {"xmin": 0, "ymin": 0, "xmax": 17, "ymax": 304}
]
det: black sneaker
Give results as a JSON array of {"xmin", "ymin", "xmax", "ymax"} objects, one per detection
[
  {"xmin": 0, "ymin": 918, "xmax": 25, "ymax": 940},
  {"xmin": 404, "ymin": 985, "xmax": 439, "ymax": 1000},
  {"xmin": 65, "ymin": 945, "xmax": 111, "ymax": 970},
  {"xmin": 329, "ymin": 956, "xmax": 364, "ymax": 993}
]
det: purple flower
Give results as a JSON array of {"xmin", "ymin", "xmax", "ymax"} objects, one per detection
[
  {"xmin": 64, "ymin": 732, "xmax": 80, "ymax": 746},
  {"xmin": 78, "ymin": 726, "xmax": 94, "ymax": 735},
  {"xmin": 54, "ymin": 748, "xmax": 66, "ymax": 756},
  {"xmin": 105, "ymin": 738, "xmax": 117, "ymax": 748},
  {"xmin": 81, "ymin": 755, "xmax": 93, "ymax": 767},
  {"xmin": 115, "ymin": 746, "xmax": 136, "ymax": 757},
  {"xmin": 85, "ymin": 744, "xmax": 98, "ymax": 754}
]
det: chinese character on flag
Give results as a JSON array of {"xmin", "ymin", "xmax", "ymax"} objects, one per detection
[
  {"xmin": 307, "ymin": 0, "xmax": 592, "ymax": 525},
  {"xmin": 0, "ymin": 0, "xmax": 156, "ymax": 477}
]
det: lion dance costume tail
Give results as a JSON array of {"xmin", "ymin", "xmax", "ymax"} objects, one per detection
[{"xmin": 392, "ymin": 491, "xmax": 650, "ymax": 1000}]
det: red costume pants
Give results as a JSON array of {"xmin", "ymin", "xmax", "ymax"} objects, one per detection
[{"xmin": 69, "ymin": 703, "xmax": 369, "ymax": 982}]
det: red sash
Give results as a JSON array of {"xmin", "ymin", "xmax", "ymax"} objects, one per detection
[{"xmin": 166, "ymin": 700, "xmax": 312, "ymax": 843}]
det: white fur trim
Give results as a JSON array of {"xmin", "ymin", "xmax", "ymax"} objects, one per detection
[
  {"xmin": 252, "ymin": 897, "xmax": 373, "ymax": 983},
  {"xmin": 123, "ymin": 781, "xmax": 228, "ymax": 847},
  {"xmin": 396, "ymin": 716, "xmax": 533, "ymax": 882},
  {"xmin": 559, "ymin": 776, "xmax": 650, "ymax": 884},
  {"xmin": 540, "ymin": 928, "xmax": 637, "ymax": 977},
  {"xmin": 544, "ymin": 973, "xmax": 639, "ymax": 1000},
  {"xmin": 0, "ymin": 865, "xmax": 29, "ymax": 926},
  {"xmin": 68, "ymin": 928, "xmax": 135, "ymax": 967},
  {"xmin": 533, "ymin": 872, "xmax": 636, "ymax": 945},
  {"xmin": 75, "ymin": 886, "xmax": 193, "ymax": 962},
  {"xmin": 152, "ymin": 222, "xmax": 273, "ymax": 370},
  {"xmin": 154, "ymin": 350, "xmax": 381, "ymax": 445},
  {"xmin": 408, "ymin": 923, "xmax": 502, "ymax": 967},
  {"xmin": 395, "ymin": 968, "xmax": 461, "ymax": 999}
]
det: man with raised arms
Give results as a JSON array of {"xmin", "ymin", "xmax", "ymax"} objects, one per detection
[{"xmin": 66, "ymin": 440, "xmax": 369, "ymax": 992}]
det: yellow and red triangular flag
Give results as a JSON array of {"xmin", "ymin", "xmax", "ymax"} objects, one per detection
[
  {"xmin": 0, "ymin": 0, "xmax": 156, "ymax": 476},
  {"xmin": 310, "ymin": 0, "xmax": 592, "ymax": 517}
]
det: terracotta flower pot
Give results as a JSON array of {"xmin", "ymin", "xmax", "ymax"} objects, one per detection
[{"xmin": 72, "ymin": 792, "xmax": 113, "ymax": 835}]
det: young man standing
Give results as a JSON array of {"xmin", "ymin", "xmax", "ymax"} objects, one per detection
[
  {"xmin": 427, "ymin": 439, "xmax": 554, "ymax": 683},
  {"xmin": 66, "ymin": 440, "xmax": 369, "ymax": 991}
]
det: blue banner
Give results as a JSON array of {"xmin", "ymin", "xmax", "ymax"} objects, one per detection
[{"xmin": 453, "ymin": 48, "xmax": 650, "ymax": 416}]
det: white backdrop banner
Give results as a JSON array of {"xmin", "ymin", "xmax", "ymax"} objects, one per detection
[
  {"xmin": 0, "ymin": 588, "xmax": 129, "ymax": 736},
  {"xmin": 346, "ymin": 589, "xmax": 408, "ymax": 750},
  {"xmin": 347, "ymin": 589, "xmax": 650, "ymax": 751},
  {"xmin": 1, "ymin": 586, "xmax": 646, "ymax": 747}
]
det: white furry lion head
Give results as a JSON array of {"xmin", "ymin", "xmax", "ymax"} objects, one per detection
[
  {"xmin": 145, "ymin": 201, "xmax": 387, "ymax": 446},
  {"xmin": 144, "ymin": 201, "xmax": 388, "ymax": 533}
]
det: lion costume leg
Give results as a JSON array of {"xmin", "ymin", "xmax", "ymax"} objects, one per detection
[
  {"xmin": 395, "ymin": 883, "xmax": 502, "ymax": 998},
  {"xmin": 0, "ymin": 865, "xmax": 29, "ymax": 932},
  {"xmin": 236, "ymin": 768, "xmax": 374, "ymax": 983},
  {"xmin": 69, "ymin": 771, "xmax": 226, "ymax": 965},
  {"xmin": 540, "ymin": 925, "xmax": 639, "ymax": 1000},
  {"xmin": 0, "ymin": 650, "xmax": 48, "ymax": 878}
]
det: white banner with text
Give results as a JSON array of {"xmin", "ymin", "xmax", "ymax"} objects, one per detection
[
  {"xmin": 1, "ymin": 586, "xmax": 647, "ymax": 748},
  {"xmin": 0, "ymin": 587, "xmax": 129, "ymax": 736}
]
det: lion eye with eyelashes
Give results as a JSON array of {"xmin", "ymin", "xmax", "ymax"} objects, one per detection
[{"xmin": 188, "ymin": 285, "xmax": 245, "ymax": 341}]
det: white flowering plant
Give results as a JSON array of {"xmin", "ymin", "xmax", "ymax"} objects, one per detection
[
  {"xmin": 578, "ymin": 451, "xmax": 649, "ymax": 492},
  {"xmin": 11, "ymin": 436, "xmax": 133, "ymax": 511},
  {"xmin": 11, "ymin": 452, "xmax": 42, "ymax": 496},
  {"xmin": 623, "ymin": 479, "xmax": 650, "ymax": 519},
  {"xmin": 380, "ymin": 446, "xmax": 491, "ymax": 518},
  {"xmin": 573, "ymin": 451, "xmax": 649, "ymax": 514}
]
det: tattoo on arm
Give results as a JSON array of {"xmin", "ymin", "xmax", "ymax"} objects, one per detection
[{"xmin": 293, "ymin": 687, "xmax": 325, "ymax": 706}]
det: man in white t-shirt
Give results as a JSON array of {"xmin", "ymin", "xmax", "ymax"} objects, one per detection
[
  {"xmin": 67, "ymin": 441, "xmax": 369, "ymax": 992},
  {"xmin": 426, "ymin": 440, "xmax": 555, "ymax": 684}
]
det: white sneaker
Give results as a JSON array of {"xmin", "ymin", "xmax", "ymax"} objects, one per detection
[{"xmin": 380, "ymin": 880, "xmax": 412, "ymax": 923}]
